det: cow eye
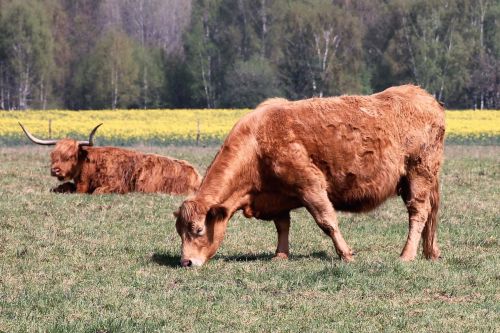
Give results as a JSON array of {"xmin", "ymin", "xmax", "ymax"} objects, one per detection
[{"xmin": 188, "ymin": 223, "xmax": 203, "ymax": 236}]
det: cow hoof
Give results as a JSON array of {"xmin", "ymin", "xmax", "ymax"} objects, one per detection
[
  {"xmin": 341, "ymin": 255, "xmax": 355, "ymax": 262},
  {"xmin": 337, "ymin": 250, "xmax": 355, "ymax": 262},
  {"xmin": 424, "ymin": 255, "xmax": 442, "ymax": 261},
  {"xmin": 424, "ymin": 250, "xmax": 442, "ymax": 260},
  {"xmin": 399, "ymin": 255, "xmax": 416, "ymax": 262},
  {"xmin": 272, "ymin": 253, "xmax": 289, "ymax": 260}
]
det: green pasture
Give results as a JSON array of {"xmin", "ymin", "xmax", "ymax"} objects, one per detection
[{"xmin": 0, "ymin": 145, "xmax": 498, "ymax": 332}]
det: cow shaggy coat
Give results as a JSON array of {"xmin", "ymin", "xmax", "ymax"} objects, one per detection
[
  {"xmin": 19, "ymin": 124, "xmax": 201, "ymax": 195},
  {"xmin": 50, "ymin": 141, "xmax": 201, "ymax": 195},
  {"xmin": 175, "ymin": 85, "xmax": 445, "ymax": 267}
]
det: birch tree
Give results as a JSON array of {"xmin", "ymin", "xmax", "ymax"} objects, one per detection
[
  {"xmin": 99, "ymin": 0, "xmax": 191, "ymax": 108},
  {"xmin": 384, "ymin": 0, "xmax": 471, "ymax": 103},
  {"xmin": 184, "ymin": 0, "xmax": 222, "ymax": 108},
  {"xmin": 0, "ymin": 0, "xmax": 54, "ymax": 110},
  {"xmin": 73, "ymin": 29, "xmax": 139, "ymax": 109},
  {"xmin": 467, "ymin": 0, "xmax": 499, "ymax": 109},
  {"xmin": 280, "ymin": 0, "xmax": 365, "ymax": 99}
]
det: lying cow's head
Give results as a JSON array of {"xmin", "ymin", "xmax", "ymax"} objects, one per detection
[
  {"xmin": 174, "ymin": 199, "xmax": 229, "ymax": 267},
  {"xmin": 19, "ymin": 123, "xmax": 102, "ymax": 181}
]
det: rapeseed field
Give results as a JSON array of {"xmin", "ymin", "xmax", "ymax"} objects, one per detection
[{"xmin": 0, "ymin": 109, "xmax": 498, "ymax": 145}]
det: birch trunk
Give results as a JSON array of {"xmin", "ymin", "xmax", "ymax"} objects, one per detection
[
  {"xmin": 478, "ymin": 0, "xmax": 488, "ymax": 109},
  {"xmin": 40, "ymin": 75, "xmax": 48, "ymax": 110},
  {"xmin": 260, "ymin": 0, "xmax": 267, "ymax": 58},
  {"xmin": 143, "ymin": 65, "xmax": 148, "ymax": 109},
  {"xmin": 19, "ymin": 65, "xmax": 30, "ymax": 110},
  {"xmin": 200, "ymin": 9, "xmax": 213, "ymax": 108},
  {"xmin": 439, "ymin": 21, "xmax": 455, "ymax": 102},
  {"xmin": 0, "ymin": 64, "xmax": 4, "ymax": 110},
  {"xmin": 402, "ymin": 15, "xmax": 419, "ymax": 85},
  {"xmin": 7, "ymin": 90, "xmax": 11, "ymax": 111},
  {"xmin": 138, "ymin": 0, "xmax": 148, "ymax": 109},
  {"xmin": 111, "ymin": 64, "xmax": 118, "ymax": 110},
  {"xmin": 237, "ymin": 0, "xmax": 249, "ymax": 59},
  {"xmin": 312, "ymin": 29, "xmax": 339, "ymax": 98}
]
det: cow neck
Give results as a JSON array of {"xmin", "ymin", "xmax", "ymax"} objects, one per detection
[{"xmin": 196, "ymin": 143, "xmax": 255, "ymax": 210}]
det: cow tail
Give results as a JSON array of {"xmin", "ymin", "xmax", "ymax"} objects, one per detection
[{"xmin": 422, "ymin": 179, "xmax": 441, "ymax": 259}]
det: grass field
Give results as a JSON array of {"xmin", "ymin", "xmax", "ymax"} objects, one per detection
[{"xmin": 0, "ymin": 145, "xmax": 499, "ymax": 332}]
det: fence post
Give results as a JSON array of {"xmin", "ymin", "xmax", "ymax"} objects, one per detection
[{"xmin": 196, "ymin": 118, "xmax": 200, "ymax": 146}]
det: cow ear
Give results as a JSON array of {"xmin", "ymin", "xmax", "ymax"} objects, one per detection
[
  {"xmin": 173, "ymin": 209, "xmax": 180, "ymax": 218},
  {"xmin": 207, "ymin": 205, "xmax": 228, "ymax": 223}
]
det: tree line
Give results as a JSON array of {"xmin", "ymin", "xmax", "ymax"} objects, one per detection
[{"xmin": 0, "ymin": 0, "xmax": 498, "ymax": 110}]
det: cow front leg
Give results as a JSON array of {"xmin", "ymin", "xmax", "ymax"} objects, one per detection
[
  {"xmin": 273, "ymin": 214, "xmax": 290, "ymax": 260},
  {"xmin": 302, "ymin": 190, "xmax": 354, "ymax": 262},
  {"xmin": 51, "ymin": 182, "xmax": 76, "ymax": 193}
]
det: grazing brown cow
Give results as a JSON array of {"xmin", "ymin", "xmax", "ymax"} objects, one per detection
[
  {"xmin": 20, "ymin": 123, "xmax": 201, "ymax": 195},
  {"xmin": 175, "ymin": 85, "xmax": 445, "ymax": 267}
]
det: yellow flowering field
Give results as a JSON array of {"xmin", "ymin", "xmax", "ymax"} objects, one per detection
[
  {"xmin": 0, "ymin": 109, "xmax": 251, "ymax": 145},
  {"xmin": 0, "ymin": 109, "xmax": 498, "ymax": 145},
  {"xmin": 445, "ymin": 110, "xmax": 500, "ymax": 142}
]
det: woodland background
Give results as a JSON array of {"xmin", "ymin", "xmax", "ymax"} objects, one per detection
[{"xmin": 0, "ymin": 0, "xmax": 498, "ymax": 110}]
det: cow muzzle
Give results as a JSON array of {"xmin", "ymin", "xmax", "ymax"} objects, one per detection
[
  {"xmin": 180, "ymin": 259, "xmax": 192, "ymax": 267},
  {"xmin": 51, "ymin": 167, "xmax": 61, "ymax": 177},
  {"xmin": 51, "ymin": 168, "xmax": 68, "ymax": 181},
  {"xmin": 180, "ymin": 257, "xmax": 204, "ymax": 268}
]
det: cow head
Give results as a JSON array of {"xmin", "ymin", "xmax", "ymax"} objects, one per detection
[
  {"xmin": 19, "ymin": 123, "xmax": 102, "ymax": 181},
  {"xmin": 174, "ymin": 199, "xmax": 229, "ymax": 267}
]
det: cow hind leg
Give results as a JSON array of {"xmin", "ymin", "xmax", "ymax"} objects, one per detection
[
  {"xmin": 93, "ymin": 186, "xmax": 113, "ymax": 194},
  {"xmin": 302, "ymin": 189, "xmax": 354, "ymax": 262},
  {"xmin": 400, "ymin": 174, "xmax": 438, "ymax": 261},
  {"xmin": 422, "ymin": 179, "xmax": 441, "ymax": 260},
  {"xmin": 273, "ymin": 213, "xmax": 291, "ymax": 260}
]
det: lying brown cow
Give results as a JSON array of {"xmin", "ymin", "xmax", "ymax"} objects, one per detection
[
  {"xmin": 20, "ymin": 123, "xmax": 201, "ymax": 195},
  {"xmin": 175, "ymin": 85, "xmax": 445, "ymax": 267}
]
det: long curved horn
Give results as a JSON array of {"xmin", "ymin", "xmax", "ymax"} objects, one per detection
[
  {"xmin": 19, "ymin": 122, "xmax": 57, "ymax": 145},
  {"xmin": 78, "ymin": 123, "xmax": 103, "ymax": 146}
]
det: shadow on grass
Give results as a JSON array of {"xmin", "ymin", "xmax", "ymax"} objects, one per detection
[
  {"xmin": 219, "ymin": 250, "xmax": 330, "ymax": 263},
  {"xmin": 150, "ymin": 252, "xmax": 180, "ymax": 267},
  {"xmin": 150, "ymin": 250, "xmax": 330, "ymax": 267}
]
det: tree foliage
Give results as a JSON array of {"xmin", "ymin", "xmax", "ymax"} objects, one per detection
[
  {"xmin": 72, "ymin": 29, "xmax": 139, "ymax": 109},
  {"xmin": 0, "ymin": 0, "xmax": 498, "ymax": 109},
  {"xmin": 0, "ymin": 0, "xmax": 54, "ymax": 109}
]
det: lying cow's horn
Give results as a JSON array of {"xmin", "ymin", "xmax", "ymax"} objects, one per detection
[
  {"xmin": 19, "ymin": 122, "xmax": 58, "ymax": 145},
  {"xmin": 78, "ymin": 123, "xmax": 103, "ymax": 147}
]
